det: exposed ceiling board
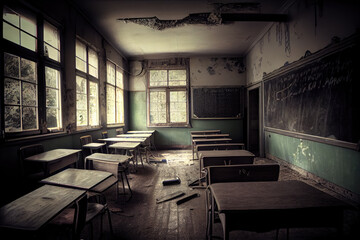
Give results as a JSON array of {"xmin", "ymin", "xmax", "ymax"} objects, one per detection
[{"xmin": 72, "ymin": 0, "xmax": 287, "ymax": 59}]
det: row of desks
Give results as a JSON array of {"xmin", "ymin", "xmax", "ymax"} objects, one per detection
[
  {"xmin": 191, "ymin": 130, "xmax": 352, "ymax": 239},
  {"xmin": 0, "ymin": 168, "xmax": 114, "ymax": 232},
  {"xmin": 0, "ymin": 130, "xmax": 156, "ymax": 233}
]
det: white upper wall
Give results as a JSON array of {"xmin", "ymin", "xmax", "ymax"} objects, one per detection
[{"xmin": 246, "ymin": 0, "xmax": 360, "ymax": 85}]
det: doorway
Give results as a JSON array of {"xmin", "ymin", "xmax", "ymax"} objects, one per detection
[{"xmin": 248, "ymin": 87, "xmax": 260, "ymax": 156}]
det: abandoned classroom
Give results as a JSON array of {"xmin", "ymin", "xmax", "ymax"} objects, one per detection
[{"xmin": 0, "ymin": 0, "xmax": 359, "ymax": 239}]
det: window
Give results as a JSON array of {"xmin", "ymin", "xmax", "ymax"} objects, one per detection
[
  {"xmin": 75, "ymin": 39, "xmax": 99, "ymax": 129},
  {"xmin": 2, "ymin": 5, "xmax": 62, "ymax": 137},
  {"xmin": 106, "ymin": 61, "xmax": 124, "ymax": 125},
  {"xmin": 147, "ymin": 69, "xmax": 189, "ymax": 127}
]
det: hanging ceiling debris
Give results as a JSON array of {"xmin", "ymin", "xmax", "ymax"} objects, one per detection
[{"xmin": 117, "ymin": 2, "xmax": 288, "ymax": 30}]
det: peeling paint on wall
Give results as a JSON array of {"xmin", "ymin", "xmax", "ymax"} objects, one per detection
[{"xmin": 293, "ymin": 140, "xmax": 314, "ymax": 164}]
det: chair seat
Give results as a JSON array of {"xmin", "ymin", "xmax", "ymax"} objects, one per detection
[{"xmin": 86, "ymin": 203, "xmax": 105, "ymax": 222}]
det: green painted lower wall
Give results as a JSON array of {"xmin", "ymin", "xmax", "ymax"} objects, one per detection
[
  {"xmin": 129, "ymin": 91, "xmax": 244, "ymax": 147},
  {"xmin": 265, "ymin": 131, "xmax": 360, "ymax": 194}
]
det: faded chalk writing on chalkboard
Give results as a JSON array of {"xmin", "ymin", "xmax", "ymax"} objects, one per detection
[
  {"xmin": 264, "ymin": 38, "xmax": 360, "ymax": 143},
  {"xmin": 192, "ymin": 87, "xmax": 244, "ymax": 119}
]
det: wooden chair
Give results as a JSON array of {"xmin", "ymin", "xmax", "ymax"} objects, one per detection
[
  {"xmin": 206, "ymin": 164, "xmax": 280, "ymax": 240},
  {"xmin": 90, "ymin": 158, "xmax": 132, "ymax": 201},
  {"xmin": 46, "ymin": 193, "xmax": 88, "ymax": 240},
  {"xmin": 18, "ymin": 144, "xmax": 45, "ymax": 191},
  {"xmin": 80, "ymin": 135, "xmax": 106, "ymax": 157}
]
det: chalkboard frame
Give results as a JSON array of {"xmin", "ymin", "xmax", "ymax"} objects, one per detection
[
  {"xmin": 191, "ymin": 86, "xmax": 245, "ymax": 119},
  {"xmin": 263, "ymin": 34, "xmax": 359, "ymax": 149}
]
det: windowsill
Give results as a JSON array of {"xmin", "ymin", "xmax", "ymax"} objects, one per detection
[{"xmin": 4, "ymin": 131, "xmax": 67, "ymax": 145}]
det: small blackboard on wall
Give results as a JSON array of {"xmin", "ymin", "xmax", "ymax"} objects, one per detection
[
  {"xmin": 191, "ymin": 87, "xmax": 245, "ymax": 119},
  {"xmin": 264, "ymin": 36, "xmax": 360, "ymax": 144}
]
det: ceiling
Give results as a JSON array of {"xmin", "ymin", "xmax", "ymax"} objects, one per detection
[{"xmin": 72, "ymin": 0, "xmax": 288, "ymax": 59}]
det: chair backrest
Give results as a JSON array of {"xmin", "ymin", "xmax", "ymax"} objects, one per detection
[
  {"xmin": 72, "ymin": 193, "xmax": 88, "ymax": 240},
  {"xmin": 18, "ymin": 144, "xmax": 44, "ymax": 177},
  {"xmin": 80, "ymin": 135, "xmax": 92, "ymax": 146},
  {"xmin": 90, "ymin": 159, "xmax": 119, "ymax": 179},
  {"xmin": 101, "ymin": 131, "xmax": 108, "ymax": 139},
  {"xmin": 116, "ymin": 128, "xmax": 124, "ymax": 135},
  {"xmin": 207, "ymin": 164, "xmax": 280, "ymax": 185}
]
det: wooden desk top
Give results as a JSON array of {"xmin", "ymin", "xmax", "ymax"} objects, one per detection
[
  {"xmin": 108, "ymin": 142, "xmax": 140, "ymax": 149},
  {"xmin": 192, "ymin": 138, "xmax": 232, "ymax": 144},
  {"xmin": 117, "ymin": 133, "xmax": 152, "ymax": 138},
  {"xmin": 127, "ymin": 130, "xmax": 155, "ymax": 134},
  {"xmin": 83, "ymin": 142, "xmax": 106, "ymax": 148},
  {"xmin": 191, "ymin": 134, "xmax": 230, "ymax": 139},
  {"xmin": 191, "ymin": 130, "xmax": 221, "ymax": 135},
  {"xmin": 99, "ymin": 137, "xmax": 146, "ymax": 143},
  {"xmin": 210, "ymin": 181, "xmax": 348, "ymax": 213},
  {"xmin": 40, "ymin": 168, "xmax": 113, "ymax": 190},
  {"xmin": 196, "ymin": 143, "xmax": 245, "ymax": 149},
  {"xmin": 199, "ymin": 149, "xmax": 254, "ymax": 158},
  {"xmin": 85, "ymin": 153, "xmax": 130, "ymax": 163},
  {"xmin": 0, "ymin": 185, "xmax": 85, "ymax": 231},
  {"xmin": 25, "ymin": 149, "xmax": 81, "ymax": 163}
]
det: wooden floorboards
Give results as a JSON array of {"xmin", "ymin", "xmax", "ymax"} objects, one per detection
[{"xmin": 74, "ymin": 150, "xmax": 359, "ymax": 239}]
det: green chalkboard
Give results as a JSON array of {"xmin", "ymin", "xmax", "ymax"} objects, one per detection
[
  {"xmin": 191, "ymin": 87, "xmax": 245, "ymax": 119},
  {"xmin": 264, "ymin": 37, "xmax": 360, "ymax": 143}
]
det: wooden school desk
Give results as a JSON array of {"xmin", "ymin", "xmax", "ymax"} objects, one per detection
[
  {"xmin": 208, "ymin": 180, "xmax": 351, "ymax": 240},
  {"xmin": 24, "ymin": 149, "xmax": 81, "ymax": 176},
  {"xmin": 198, "ymin": 149, "xmax": 254, "ymax": 176},
  {"xmin": 195, "ymin": 143, "xmax": 245, "ymax": 159},
  {"xmin": 190, "ymin": 130, "xmax": 221, "ymax": 135},
  {"xmin": 192, "ymin": 138, "xmax": 232, "ymax": 160},
  {"xmin": 99, "ymin": 137, "xmax": 147, "ymax": 144},
  {"xmin": 108, "ymin": 142, "xmax": 143, "ymax": 166},
  {"xmin": 0, "ymin": 185, "xmax": 86, "ymax": 232},
  {"xmin": 126, "ymin": 130, "xmax": 156, "ymax": 149},
  {"xmin": 40, "ymin": 168, "xmax": 114, "ymax": 191}
]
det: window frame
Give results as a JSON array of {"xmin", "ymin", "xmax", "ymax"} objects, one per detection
[
  {"xmin": 106, "ymin": 60, "xmax": 125, "ymax": 127},
  {"xmin": 75, "ymin": 38, "xmax": 100, "ymax": 130},
  {"xmin": 147, "ymin": 66, "xmax": 190, "ymax": 128},
  {"xmin": 1, "ymin": 4, "xmax": 64, "ymax": 140}
]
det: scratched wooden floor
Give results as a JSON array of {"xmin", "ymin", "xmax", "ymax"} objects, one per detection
[{"xmin": 75, "ymin": 149, "xmax": 359, "ymax": 240}]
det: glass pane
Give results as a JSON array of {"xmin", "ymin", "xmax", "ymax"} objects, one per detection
[
  {"xmin": 77, "ymin": 110, "xmax": 87, "ymax": 126},
  {"xmin": 76, "ymin": 93, "xmax": 87, "ymax": 110},
  {"xmin": 89, "ymin": 81, "xmax": 98, "ymax": 126},
  {"xmin": 44, "ymin": 21, "xmax": 59, "ymax": 49},
  {"xmin": 149, "ymin": 70, "xmax": 167, "ymax": 86},
  {"xmin": 89, "ymin": 65, "xmax": 98, "ymax": 78},
  {"xmin": 107, "ymin": 85, "xmax": 115, "ymax": 124},
  {"xmin": 45, "ymin": 43, "xmax": 60, "ymax": 62},
  {"xmin": 116, "ymin": 68, "xmax": 123, "ymax": 88},
  {"xmin": 4, "ymin": 53, "xmax": 20, "ymax": 78},
  {"xmin": 22, "ymin": 82, "xmax": 37, "ymax": 106},
  {"xmin": 76, "ymin": 40, "xmax": 86, "ymax": 60},
  {"xmin": 5, "ymin": 106, "xmax": 21, "ymax": 132},
  {"xmin": 45, "ymin": 66, "xmax": 59, "ymax": 88},
  {"xmin": 116, "ymin": 88, "xmax": 124, "ymax": 123},
  {"xmin": 76, "ymin": 57, "xmax": 86, "ymax": 72},
  {"xmin": 107, "ymin": 62, "xmax": 115, "ymax": 84},
  {"xmin": 21, "ymin": 31, "xmax": 36, "ymax": 51},
  {"xmin": 149, "ymin": 91, "xmax": 166, "ymax": 124},
  {"xmin": 4, "ymin": 78, "xmax": 21, "ymax": 105},
  {"xmin": 46, "ymin": 108, "xmax": 59, "ymax": 128},
  {"xmin": 169, "ymin": 70, "xmax": 187, "ymax": 86},
  {"xmin": 22, "ymin": 107, "xmax": 38, "ymax": 130},
  {"xmin": 3, "ymin": 7, "xmax": 20, "ymax": 27},
  {"xmin": 20, "ymin": 15, "xmax": 36, "ymax": 36},
  {"xmin": 76, "ymin": 76, "xmax": 87, "ymax": 94},
  {"xmin": 3, "ymin": 22, "xmax": 20, "ymax": 45},
  {"xmin": 46, "ymin": 88, "xmax": 58, "ymax": 107},
  {"xmin": 170, "ymin": 91, "xmax": 187, "ymax": 123},
  {"xmin": 20, "ymin": 58, "xmax": 36, "ymax": 82}
]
